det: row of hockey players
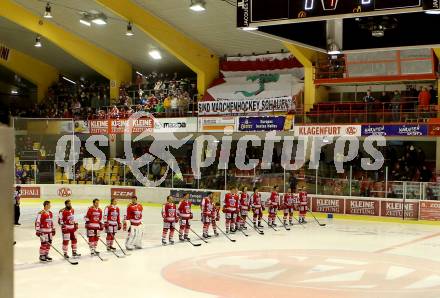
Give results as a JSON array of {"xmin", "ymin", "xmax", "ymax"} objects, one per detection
[
  {"xmin": 34, "ymin": 187, "xmax": 308, "ymax": 261},
  {"xmin": 161, "ymin": 185, "xmax": 308, "ymax": 245},
  {"xmin": 226, "ymin": 185, "xmax": 307, "ymax": 230},
  {"xmin": 35, "ymin": 196, "xmax": 143, "ymax": 262}
]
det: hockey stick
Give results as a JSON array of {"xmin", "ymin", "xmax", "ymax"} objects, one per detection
[
  {"xmin": 291, "ymin": 213, "xmax": 306, "ymax": 229},
  {"xmin": 184, "ymin": 236, "xmax": 202, "ymax": 247},
  {"xmin": 245, "ymin": 217, "xmax": 264, "ymax": 235},
  {"xmin": 276, "ymin": 215, "xmax": 291, "ymax": 231},
  {"xmin": 113, "ymin": 237, "xmax": 130, "ymax": 256},
  {"xmin": 78, "ymin": 232, "xmax": 107, "ymax": 261},
  {"xmin": 48, "ymin": 243, "xmax": 78, "ymax": 265},
  {"xmin": 189, "ymin": 227, "xmax": 208, "ymax": 244},
  {"xmin": 238, "ymin": 226, "xmax": 249, "ymax": 237},
  {"xmin": 97, "ymin": 237, "xmax": 125, "ymax": 258},
  {"xmin": 308, "ymin": 210, "xmax": 326, "ymax": 227},
  {"xmin": 261, "ymin": 217, "xmax": 278, "ymax": 231},
  {"xmin": 216, "ymin": 226, "xmax": 236, "ymax": 242}
]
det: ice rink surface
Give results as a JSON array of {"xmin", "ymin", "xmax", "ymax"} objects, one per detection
[{"xmin": 14, "ymin": 201, "xmax": 440, "ymax": 298}]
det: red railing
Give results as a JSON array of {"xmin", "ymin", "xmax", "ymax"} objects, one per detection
[{"xmin": 298, "ymin": 100, "xmax": 438, "ymax": 124}]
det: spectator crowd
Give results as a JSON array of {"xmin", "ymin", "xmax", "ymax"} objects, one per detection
[{"xmin": 8, "ymin": 72, "xmax": 197, "ymax": 120}]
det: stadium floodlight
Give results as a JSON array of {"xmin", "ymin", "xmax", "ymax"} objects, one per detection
[
  {"xmin": 34, "ymin": 36, "xmax": 42, "ymax": 48},
  {"xmin": 43, "ymin": 3, "xmax": 53, "ymax": 19},
  {"xmin": 92, "ymin": 13, "xmax": 108, "ymax": 25},
  {"xmin": 126, "ymin": 22, "xmax": 134, "ymax": 36},
  {"xmin": 190, "ymin": 0, "xmax": 206, "ymax": 12},
  {"xmin": 149, "ymin": 50, "xmax": 162, "ymax": 60}
]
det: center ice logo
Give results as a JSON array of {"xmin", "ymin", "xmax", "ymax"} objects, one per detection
[{"xmin": 163, "ymin": 249, "xmax": 440, "ymax": 297}]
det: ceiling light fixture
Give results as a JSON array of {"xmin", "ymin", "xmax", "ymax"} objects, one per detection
[
  {"xmin": 425, "ymin": 10, "xmax": 440, "ymax": 15},
  {"xmin": 242, "ymin": 26, "xmax": 258, "ymax": 31},
  {"xmin": 62, "ymin": 76, "xmax": 77, "ymax": 85},
  {"xmin": 34, "ymin": 36, "xmax": 42, "ymax": 48},
  {"xmin": 11, "ymin": 90, "xmax": 18, "ymax": 95},
  {"xmin": 149, "ymin": 50, "xmax": 162, "ymax": 60},
  {"xmin": 44, "ymin": 2, "xmax": 52, "ymax": 19},
  {"xmin": 126, "ymin": 22, "xmax": 134, "ymax": 36},
  {"xmin": 327, "ymin": 40, "xmax": 341, "ymax": 55},
  {"xmin": 79, "ymin": 15, "xmax": 91, "ymax": 26},
  {"xmin": 189, "ymin": 0, "xmax": 206, "ymax": 12},
  {"xmin": 92, "ymin": 13, "xmax": 107, "ymax": 25}
]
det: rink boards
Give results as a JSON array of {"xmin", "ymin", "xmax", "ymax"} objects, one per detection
[{"xmin": 16, "ymin": 184, "xmax": 440, "ymax": 222}]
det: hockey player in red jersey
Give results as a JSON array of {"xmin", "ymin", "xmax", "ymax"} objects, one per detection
[
  {"xmin": 251, "ymin": 187, "xmax": 264, "ymax": 228},
  {"xmin": 104, "ymin": 198, "xmax": 121, "ymax": 251},
  {"xmin": 238, "ymin": 186, "xmax": 251, "ymax": 230},
  {"xmin": 211, "ymin": 202, "xmax": 220, "ymax": 237},
  {"xmin": 58, "ymin": 200, "xmax": 80, "ymax": 259},
  {"xmin": 299, "ymin": 186, "xmax": 308, "ymax": 223},
  {"xmin": 124, "ymin": 196, "xmax": 144, "ymax": 250},
  {"xmin": 35, "ymin": 201, "xmax": 55, "ymax": 262},
  {"xmin": 267, "ymin": 185, "xmax": 280, "ymax": 227},
  {"xmin": 201, "ymin": 192, "xmax": 214, "ymax": 238},
  {"xmin": 282, "ymin": 188, "xmax": 296, "ymax": 226},
  {"xmin": 223, "ymin": 186, "xmax": 239, "ymax": 233},
  {"xmin": 162, "ymin": 195, "xmax": 178, "ymax": 245},
  {"xmin": 177, "ymin": 193, "xmax": 193, "ymax": 241},
  {"xmin": 84, "ymin": 198, "xmax": 103, "ymax": 255}
]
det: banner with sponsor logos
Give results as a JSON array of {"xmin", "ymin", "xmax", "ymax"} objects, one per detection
[
  {"xmin": 206, "ymin": 74, "xmax": 299, "ymax": 101},
  {"xmin": 198, "ymin": 117, "xmax": 236, "ymax": 132},
  {"xmin": 88, "ymin": 120, "xmax": 109, "ymax": 134},
  {"xmin": 169, "ymin": 190, "xmax": 221, "ymax": 206},
  {"xmin": 419, "ymin": 201, "xmax": 440, "ymax": 221},
  {"xmin": 109, "ymin": 118, "xmax": 154, "ymax": 134},
  {"xmin": 198, "ymin": 96, "xmax": 294, "ymax": 116},
  {"xmin": 345, "ymin": 199, "xmax": 380, "ymax": 216},
  {"xmin": 57, "ymin": 187, "xmax": 73, "ymax": 198},
  {"xmin": 311, "ymin": 197, "xmax": 344, "ymax": 214},
  {"xmin": 154, "ymin": 117, "xmax": 197, "ymax": 132},
  {"xmin": 361, "ymin": 124, "xmax": 428, "ymax": 137},
  {"xmin": 111, "ymin": 188, "xmax": 136, "ymax": 200},
  {"xmin": 237, "ymin": 115, "xmax": 294, "ymax": 132},
  {"xmin": 20, "ymin": 186, "xmax": 41, "ymax": 198},
  {"xmin": 380, "ymin": 200, "xmax": 419, "ymax": 219},
  {"xmin": 76, "ymin": 118, "xmax": 198, "ymax": 134},
  {"xmin": 428, "ymin": 124, "xmax": 440, "ymax": 136},
  {"xmin": 294, "ymin": 125, "xmax": 361, "ymax": 137}
]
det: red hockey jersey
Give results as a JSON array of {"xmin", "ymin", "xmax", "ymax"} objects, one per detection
[
  {"xmin": 58, "ymin": 208, "xmax": 77, "ymax": 231},
  {"xmin": 283, "ymin": 193, "xmax": 295, "ymax": 208},
  {"xmin": 224, "ymin": 193, "xmax": 239, "ymax": 212},
  {"xmin": 251, "ymin": 193, "xmax": 263, "ymax": 208},
  {"xmin": 178, "ymin": 200, "xmax": 192, "ymax": 219},
  {"xmin": 85, "ymin": 207, "xmax": 103, "ymax": 229},
  {"xmin": 162, "ymin": 202, "xmax": 177, "ymax": 223},
  {"xmin": 35, "ymin": 210, "xmax": 54, "ymax": 233},
  {"xmin": 126, "ymin": 203, "xmax": 143, "ymax": 226},
  {"xmin": 267, "ymin": 191, "xmax": 280, "ymax": 208},
  {"xmin": 239, "ymin": 192, "xmax": 250, "ymax": 211},
  {"xmin": 201, "ymin": 197, "xmax": 213, "ymax": 216},
  {"xmin": 299, "ymin": 191, "xmax": 308, "ymax": 206},
  {"xmin": 104, "ymin": 205, "xmax": 121, "ymax": 226}
]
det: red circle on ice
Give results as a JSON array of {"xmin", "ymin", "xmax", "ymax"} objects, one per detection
[{"xmin": 162, "ymin": 249, "xmax": 440, "ymax": 298}]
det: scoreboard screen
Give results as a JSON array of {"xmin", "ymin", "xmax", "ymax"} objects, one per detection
[{"xmin": 237, "ymin": 0, "xmax": 434, "ymax": 27}]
